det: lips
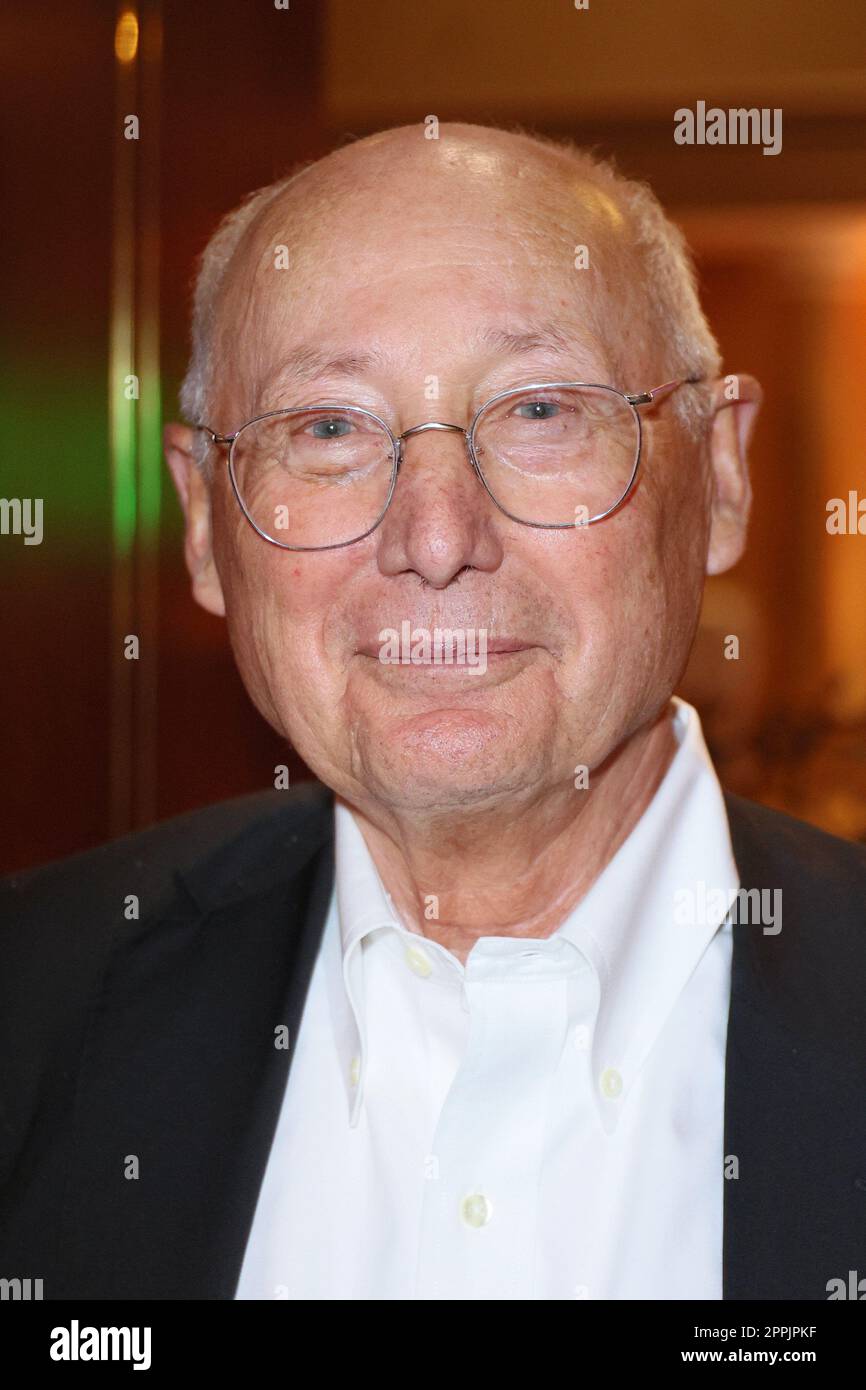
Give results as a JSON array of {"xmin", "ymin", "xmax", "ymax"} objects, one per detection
[
  {"xmin": 355, "ymin": 633, "xmax": 530, "ymax": 653},
  {"xmin": 355, "ymin": 636, "xmax": 533, "ymax": 657},
  {"xmin": 484, "ymin": 638, "xmax": 532, "ymax": 655}
]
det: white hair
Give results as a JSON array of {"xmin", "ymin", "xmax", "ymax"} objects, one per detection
[
  {"xmin": 179, "ymin": 130, "xmax": 720, "ymax": 472},
  {"xmin": 179, "ymin": 160, "xmax": 317, "ymax": 471}
]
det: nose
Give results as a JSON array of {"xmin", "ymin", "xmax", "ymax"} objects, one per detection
[{"xmin": 374, "ymin": 420, "xmax": 503, "ymax": 588}]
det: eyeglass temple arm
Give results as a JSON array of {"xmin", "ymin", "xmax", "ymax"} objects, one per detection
[
  {"xmin": 195, "ymin": 424, "xmax": 236, "ymax": 446},
  {"xmin": 625, "ymin": 375, "xmax": 704, "ymax": 406}
]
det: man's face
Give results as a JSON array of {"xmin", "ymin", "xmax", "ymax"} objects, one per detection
[{"xmin": 184, "ymin": 135, "xmax": 720, "ymax": 817}]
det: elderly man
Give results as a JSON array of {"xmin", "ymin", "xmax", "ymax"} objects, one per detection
[{"xmin": 2, "ymin": 124, "xmax": 865, "ymax": 1303}]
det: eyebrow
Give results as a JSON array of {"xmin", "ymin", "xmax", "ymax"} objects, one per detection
[
  {"xmin": 476, "ymin": 322, "xmax": 579, "ymax": 357},
  {"xmin": 262, "ymin": 321, "xmax": 595, "ymax": 393}
]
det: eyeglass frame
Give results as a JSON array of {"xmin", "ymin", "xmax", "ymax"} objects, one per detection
[{"xmin": 196, "ymin": 375, "xmax": 705, "ymax": 552}]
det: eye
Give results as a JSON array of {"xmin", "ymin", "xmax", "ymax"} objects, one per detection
[
  {"xmin": 513, "ymin": 400, "xmax": 562, "ymax": 421},
  {"xmin": 307, "ymin": 416, "xmax": 355, "ymax": 440}
]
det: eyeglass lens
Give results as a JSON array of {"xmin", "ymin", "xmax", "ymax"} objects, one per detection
[{"xmin": 228, "ymin": 385, "xmax": 640, "ymax": 548}]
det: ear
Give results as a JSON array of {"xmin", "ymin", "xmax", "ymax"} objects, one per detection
[
  {"xmin": 704, "ymin": 374, "xmax": 762, "ymax": 576},
  {"xmin": 163, "ymin": 422, "xmax": 226, "ymax": 617}
]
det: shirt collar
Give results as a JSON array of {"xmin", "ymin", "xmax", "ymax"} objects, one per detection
[
  {"xmin": 330, "ymin": 800, "xmax": 405, "ymax": 1125},
  {"xmin": 328, "ymin": 697, "xmax": 738, "ymax": 1129},
  {"xmin": 554, "ymin": 696, "xmax": 738, "ymax": 1127}
]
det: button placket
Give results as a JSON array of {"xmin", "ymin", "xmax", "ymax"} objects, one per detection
[{"xmin": 416, "ymin": 941, "xmax": 575, "ymax": 1300}]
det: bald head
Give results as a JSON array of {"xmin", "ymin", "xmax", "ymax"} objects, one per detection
[{"xmin": 181, "ymin": 122, "xmax": 720, "ymax": 449}]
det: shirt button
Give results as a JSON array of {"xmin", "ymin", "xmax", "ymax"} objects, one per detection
[
  {"xmin": 405, "ymin": 943, "xmax": 433, "ymax": 978},
  {"xmin": 349, "ymin": 1056, "xmax": 361, "ymax": 1086},
  {"xmin": 600, "ymin": 1066, "xmax": 623, "ymax": 1099},
  {"xmin": 460, "ymin": 1193, "xmax": 493, "ymax": 1228}
]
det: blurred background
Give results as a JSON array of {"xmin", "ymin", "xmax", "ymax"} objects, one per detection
[{"xmin": 2, "ymin": 0, "xmax": 865, "ymax": 872}]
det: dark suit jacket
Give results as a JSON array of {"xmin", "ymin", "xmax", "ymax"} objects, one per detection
[{"xmin": 1, "ymin": 782, "xmax": 865, "ymax": 1300}]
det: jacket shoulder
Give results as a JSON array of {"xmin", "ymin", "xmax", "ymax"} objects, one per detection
[
  {"xmin": 724, "ymin": 789, "xmax": 866, "ymax": 888},
  {"xmin": 723, "ymin": 790, "xmax": 866, "ymax": 1051},
  {"xmin": 0, "ymin": 783, "xmax": 333, "ymax": 1176},
  {"xmin": 1, "ymin": 781, "xmax": 331, "ymax": 920}
]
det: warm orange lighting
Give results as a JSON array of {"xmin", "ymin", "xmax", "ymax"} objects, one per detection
[{"xmin": 114, "ymin": 9, "xmax": 139, "ymax": 65}]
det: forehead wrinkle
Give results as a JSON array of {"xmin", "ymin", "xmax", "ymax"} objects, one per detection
[
  {"xmin": 270, "ymin": 322, "xmax": 583, "ymax": 382},
  {"xmin": 232, "ymin": 177, "xmax": 629, "ymax": 379},
  {"xmin": 254, "ymin": 318, "xmax": 615, "ymax": 411}
]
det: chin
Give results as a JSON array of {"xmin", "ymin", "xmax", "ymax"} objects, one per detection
[{"xmin": 352, "ymin": 707, "xmax": 538, "ymax": 812}]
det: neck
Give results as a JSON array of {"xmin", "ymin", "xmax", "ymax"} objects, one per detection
[{"xmin": 341, "ymin": 703, "xmax": 679, "ymax": 966}]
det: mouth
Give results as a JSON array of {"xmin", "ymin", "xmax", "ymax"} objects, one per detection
[
  {"xmin": 354, "ymin": 636, "xmax": 537, "ymax": 660},
  {"xmin": 484, "ymin": 638, "xmax": 535, "ymax": 656},
  {"xmin": 352, "ymin": 635, "xmax": 542, "ymax": 692}
]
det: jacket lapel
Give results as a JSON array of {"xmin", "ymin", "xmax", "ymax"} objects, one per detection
[{"xmin": 56, "ymin": 795, "xmax": 335, "ymax": 1299}]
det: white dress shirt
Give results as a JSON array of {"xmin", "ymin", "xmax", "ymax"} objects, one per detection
[{"xmin": 235, "ymin": 696, "xmax": 739, "ymax": 1300}]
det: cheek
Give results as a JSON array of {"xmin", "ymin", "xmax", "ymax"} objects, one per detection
[
  {"xmin": 552, "ymin": 501, "xmax": 690, "ymax": 697},
  {"xmin": 214, "ymin": 477, "xmax": 309, "ymax": 626},
  {"xmin": 612, "ymin": 488, "xmax": 707, "ymax": 690},
  {"xmin": 215, "ymin": 511, "xmax": 362, "ymax": 716}
]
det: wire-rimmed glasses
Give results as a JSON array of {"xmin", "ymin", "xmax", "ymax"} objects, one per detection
[{"xmin": 196, "ymin": 377, "xmax": 703, "ymax": 551}]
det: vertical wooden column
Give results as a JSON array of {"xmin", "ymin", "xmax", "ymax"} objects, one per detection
[{"xmin": 109, "ymin": 1, "xmax": 162, "ymax": 837}]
